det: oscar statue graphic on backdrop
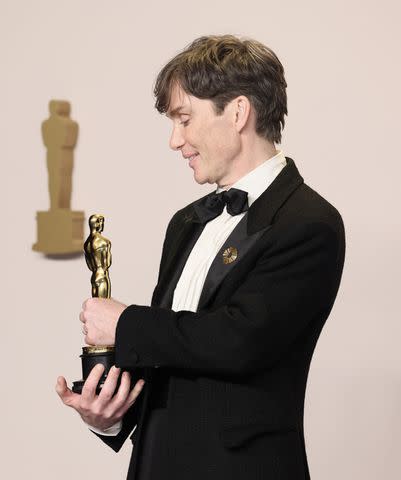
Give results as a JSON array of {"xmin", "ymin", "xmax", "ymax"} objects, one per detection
[
  {"xmin": 72, "ymin": 214, "xmax": 116, "ymax": 394},
  {"xmin": 33, "ymin": 99, "xmax": 84, "ymax": 255}
]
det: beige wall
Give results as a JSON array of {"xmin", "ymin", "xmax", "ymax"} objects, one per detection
[{"xmin": 1, "ymin": 0, "xmax": 400, "ymax": 478}]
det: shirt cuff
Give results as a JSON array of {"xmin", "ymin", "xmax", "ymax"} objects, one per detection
[{"xmin": 87, "ymin": 420, "xmax": 123, "ymax": 436}]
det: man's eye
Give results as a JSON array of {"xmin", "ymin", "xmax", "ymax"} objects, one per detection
[{"xmin": 180, "ymin": 119, "xmax": 190, "ymax": 126}]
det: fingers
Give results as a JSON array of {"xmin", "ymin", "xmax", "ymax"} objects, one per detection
[
  {"xmin": 82, "ymin": 298, "xmax": 91, "ymax": 310},
  {"xmin": 97, "ymin": 366, "xmax": 121, "ymax": 407},
  {"xmin": 55, "ymin": 376, "xmax": 79, "ymax": 409},
  {"xmin": 115, "ymin": 371, "xmax": 132, "ymax": 400},
  {"xmin": 109, "ymin": 370, "xmax": 132, "ymax": 409},
  {"xmin": 84, "ymin": 333, "xmax": 95, "ymax": 346},
  {"xmin": 106, "ymin": 374, "xmax": 145, "ymax": 420},
  {"xmin": 81, "ymin": 363, "xmax": 105, "ymax": 402},
  {"xmin": 80, "ymin": 307, "xmax": 89, "ymax": 340},
  {"xmin": 115, "ymin": 378, "xmax": 146, "ymax": 417},
  {"xmin": 80, "ymin": 298, "xmax": 95, "ymax": 322},
  {"xmin": 56, "ymin": 367, "xmax": 145, "ymax": 432},
  {"xmin": 126, "ymin": 379, "xmax": 146, "ymax": 405}
]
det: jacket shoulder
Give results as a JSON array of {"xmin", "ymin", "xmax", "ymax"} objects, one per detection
[{"xmin": 278, "ymin": 182, "xmax": 344, "ymax": 234}]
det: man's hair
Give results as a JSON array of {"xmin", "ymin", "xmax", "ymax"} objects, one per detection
[{"xmin": 153, "ymin": 34, "xmax": 287, "ymax": 144}]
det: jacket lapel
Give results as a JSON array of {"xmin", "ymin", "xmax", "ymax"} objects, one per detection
[
  {"xmin": 246, "ymin": 157, "xmax": 304, "ymax": 235},
  {"xmin": 196, "ymin": 213, "xmax": 272, "ymax": 312},
  {"xmin": 155, "ymin": 157, "xmax": 303, "ymax": 311},
  {"xmin": 197, "ymin": 157, "xmax": 304, "ymax": 310},
  {"xmin": 156, "ymin": 215, "xmax": 206, "ymax": 309}
]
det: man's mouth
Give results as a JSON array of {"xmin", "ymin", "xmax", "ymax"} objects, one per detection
[{"xmin": 189, "ymin": 153, "xmax": 199, "ymax": 167}]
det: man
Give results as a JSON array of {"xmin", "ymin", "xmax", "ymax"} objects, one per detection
[{"xmin": 56, "ymin": 35, "xmax": 346, "ymax": 479}]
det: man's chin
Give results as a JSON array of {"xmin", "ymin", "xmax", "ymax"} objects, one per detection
[
  {"xmin": 192, "ymin": 170, "xmax": 207, "ymax": 185},
  {"xmin": 191, "ymin": 168, "xmax": 214, "ymax": 186}
]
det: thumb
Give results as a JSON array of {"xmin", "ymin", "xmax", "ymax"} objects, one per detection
[{"xmin": 55, "ymin": 376, "xmax": 79, "ymax": 408}]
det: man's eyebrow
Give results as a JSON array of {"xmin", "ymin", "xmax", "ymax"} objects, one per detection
[{"xmin": 166, "ymin": 106, "xmax": 189, "ymax": 118}]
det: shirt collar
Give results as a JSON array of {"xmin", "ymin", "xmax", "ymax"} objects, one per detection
[{"xmin": 215, "ymin": 150, "xmax": 287, "ymax": 207}]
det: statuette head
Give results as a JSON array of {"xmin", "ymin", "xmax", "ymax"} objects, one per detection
[{"xmin": 89, "ymin": 214, "xmax": 104, "ymax": 233}]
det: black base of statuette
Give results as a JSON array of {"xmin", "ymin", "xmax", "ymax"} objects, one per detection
[{"xmin": 72, "ymin": 346, "xmax": 117, "ymax": 395}]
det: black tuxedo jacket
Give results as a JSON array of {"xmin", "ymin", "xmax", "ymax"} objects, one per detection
[{"xmin": 96, "ymin": 158, "xmax": 346, "ymax": 480}]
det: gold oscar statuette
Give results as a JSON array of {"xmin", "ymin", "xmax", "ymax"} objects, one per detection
[
  {"xmin": 72, "ymin": 214, "xmax": 116, "ymax": 394},
  {"xmin": 33, "ymin": 100, "xmax": 84, "ymax": 255}
]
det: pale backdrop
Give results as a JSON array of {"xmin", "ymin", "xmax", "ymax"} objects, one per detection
[{"xmin": 1, "ymin": 0, "xmax": 400, "ymax": 478}]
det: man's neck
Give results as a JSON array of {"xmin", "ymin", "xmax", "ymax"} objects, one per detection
[{"xmin": 217, "ymin": 141, "xmax": 279, "ymax": 190}]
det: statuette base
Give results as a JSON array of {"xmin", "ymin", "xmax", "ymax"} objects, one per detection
[
  {"xmin": 33, "ymin": 209, "xmax": 84, "ymax": 255},
  {"xmin": 72, "ymin": 346, "xmax": 116, "ymax": 394}
]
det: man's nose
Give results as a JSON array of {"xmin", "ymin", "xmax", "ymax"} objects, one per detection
[{"xmin": 169, "ymin": 124, "xmax": 185, "ymax": 151}]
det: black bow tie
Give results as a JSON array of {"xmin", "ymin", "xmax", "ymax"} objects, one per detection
[{"xmin": 193, "ymin": 187, "xmax": 249, "ymax": 224}]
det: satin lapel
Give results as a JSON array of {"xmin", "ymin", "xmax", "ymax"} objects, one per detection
[
  {"xmin": 157, "ymin": 217, "xmax": 205, "ymax": 309},
  {"xmin": 196, "ymin": 157, "xmax": 303, "ymax": 312},
  {"xmin": 196, "ymin": 213, "xmax": 272, "ymax": 312}
]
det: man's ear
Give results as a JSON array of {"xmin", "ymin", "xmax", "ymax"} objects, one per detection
[{"xmin": 233, "ymin": 96, "xmax": 252, "ymax": 133}]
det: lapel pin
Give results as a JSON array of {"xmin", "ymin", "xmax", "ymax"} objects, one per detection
[{"xmin": 222, "ymin": 246, "xmax": 238, "ymax": 265}]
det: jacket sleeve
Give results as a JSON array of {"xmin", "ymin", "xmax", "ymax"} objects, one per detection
[{"xmin": 115, "ymin": 220, "xmax": 345, "ymax": 376}]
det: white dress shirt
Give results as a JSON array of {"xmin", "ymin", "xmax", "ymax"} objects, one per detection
[{"xmin": 89, "ymin": 150, "xmax": 287, "ymax": 436}]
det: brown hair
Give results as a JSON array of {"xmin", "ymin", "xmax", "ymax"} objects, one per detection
[{"xmin": 153, "ymin": 34, "xmax": 287, "ymax": 144}]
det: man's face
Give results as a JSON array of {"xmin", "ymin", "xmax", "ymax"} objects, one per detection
[{"xmin": 166, "ymin": 83, "xmax": 240, "ymax": 187}]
